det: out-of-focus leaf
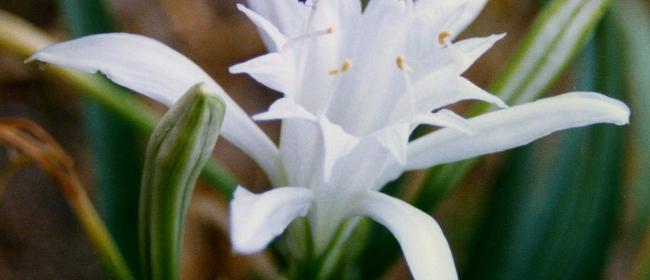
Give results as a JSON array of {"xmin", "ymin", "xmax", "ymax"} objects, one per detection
[
  {"xmin": 463, "ymin": 13, "xmax": 624, "ymax": 280},
  {"xmin": 615, "ymin": 1, "xmax": 650, "ymax": 279},
  {"xmin": 59, "ymin": 0, "xmax": 143, "ymax": 274},
  {"xmin": 357, "ymin": 0, "xmax": 612, "ymax": 277},
  {"xmin": 0, "ymin": 9, "xmax": 237, "ymax": 196}
]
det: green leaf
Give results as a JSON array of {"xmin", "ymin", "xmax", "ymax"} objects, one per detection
[
  {"xmin": 615, "ymin": 1, "xmax": 650, "ymax": 279},
  {"xmin": 463, "ymin": 13, "xmax": 624, "ymax": 279},
  {"xmin": 139, "ymin": 83, "xmax": 225, "ymax": 280},
  {"xmin": 58, "ymin": 0, "xmax": 143, "ymax": 275}
]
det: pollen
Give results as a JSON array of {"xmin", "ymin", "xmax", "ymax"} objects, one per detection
[
  {"xmin": 325, "ymin": 26, "xmax": 335, "ymax": 34},
  {"xmin": 396, "ymin": 55, "xmax": 412, "ymax": 72},
  {"xmin": 438, "ymin": 29, "xmax": 452, "ymax": 45},
  {"xmin": 329, "ymin": 58, "xmax": 352, "ymax": 75}
]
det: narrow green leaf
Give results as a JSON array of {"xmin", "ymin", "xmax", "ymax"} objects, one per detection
[
  {"xmin": 463, "ymin": 13, "xmax": 624, "ymax": 279},
  {"xmin": 58, "ymin": 0, "xmax": 143, "ymax": 275},
  {"xmin": 139, "ymin": 83, "xmax": 225, "ymax": 280},
  {"xmin": 615, "ymin": 1, "xmax": 650, "ymax": 279}
]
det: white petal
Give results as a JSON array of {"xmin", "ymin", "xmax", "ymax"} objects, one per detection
[
  {"xmin": 246, "ymin": 0, "xmax": 309, "ymax": 39},
  {"xmin": 449, "ymin": 33, "xmax": 505, "ymax": 73},
  {"xmin": 230, "ymin": 52, "xmax": 296, "ymax": 95},
  {"xmin": 28, "ymin": 34, "xmax": 284, "ymax": 185},
  {"xmin": 406, "ymin": 92, "xmax": 630, "ymax": 170},
  {"xmin": 414, "ymin": 74, "xmax": 507, "ymax": 111},
  {"xmin": 415, "ymin": 0, "xmax": 487, "ymax": 38},
  {"xmin": 350, "ymin": 191, "xmax": 457, "ymax": 280},
  {"xmin": 409, "ymin": 34, "xmax": 504, "ymax": 82},
  {"xmin": 320, "ymin": 118, "xmax": 359, "ymax": 181},
  {"xmin": 414, "ymin": 109, "xmax": 476, "ymax": 135},
  {"xmin": 253, "ymin": 97, "xmax": 315, "ymax": 121},
  {"xmin": 372, "ymin": 123, "xmax": 410, "ymax": 164},
  {"xmin": 236, "ymin": 4, "xmax": 287, "ymax": 51},
  {"xmin": 230, "ymin": 186, "xmax": 314, "ymax": 254}
]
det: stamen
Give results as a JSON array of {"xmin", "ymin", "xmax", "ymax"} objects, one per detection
[
  {"xmin": 283, "ymin": 26, "xmax": 335, "ymax": 51},
  {"xmin": 396, "ymin": 55, "xmax": 413, "ymax": 73},
  {"xmin": 396, "ymin": 55, "xmax": 417, "ymax": 116},
  {"xmin": 319, "ymin": 58, "xmax": 351, "ymax": 117},
  {"xmin": 438, "ymin": 29, "xmax": 452, "ymax": 45},
  {"xmin": 329, "ymin": 59, "xmax": 352, "ymax": 75}
]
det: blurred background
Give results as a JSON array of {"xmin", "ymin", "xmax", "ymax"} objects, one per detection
[{"xmin": 0, "ymin": 0, "xmax": 648, "ymax": 279}]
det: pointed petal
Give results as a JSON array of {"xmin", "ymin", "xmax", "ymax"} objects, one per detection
[
  {"xmin": 350, "ymin": 191, "xmax": 457, "ymax": 280},
  {"xmin": 410, "ymin": 34, "xmax": 504, "ymax": 81},
  {"xmin": 449, "ymin": 33, "xmax": 505, "ymax": 73},
  {"xmin": 320, "ymin": 118, "xmax": 359, "ymax": 181},
  {"xmin": 28, "ymin": 33, "xmax": 283, "ymax": 185},
  {"xmin": 414, "ymin": 75, "xmax": 507, "ymax": 111},
  {"xmin": 246, "ymin": 0, "xmax": 309, "ymax": 38},
  {"xmin": 415, "ymin": 109, "xmax": 476, "ymax": 135},
  {"xmin": 415, "ymin": 0, "xmax": 487, "ymax": 37},
  {"xmin": 230, "ymin": 186, "xmax": 314, "ymax": 254},
  {"xmin": 253, "ymin": 97, "xmax": 315, "ymax": 121},
  {"xmin": 406, "ymin": 92, "xmax": 630, "ymax": 170},
  {"xmin": 230, "ymin": 52, "xmax": 295, "ymax": 95},
  {"xmin": 237, "ymin": 4, "xmax": 287, "ymax": 51},
  {"xmin": 447, "ymin": 0, "xmax": 488, "ymax": 37},
  {"xmin": 372, "ymin": 123, "xmax": 410, "ymax": 164}
]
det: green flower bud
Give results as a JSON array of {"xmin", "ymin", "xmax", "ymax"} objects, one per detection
[{"xmin": 139, "ymin": 83, "xmax": 225, "ymax": 280}]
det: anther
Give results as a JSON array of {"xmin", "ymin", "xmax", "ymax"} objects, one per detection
[
  {"xmin": 329, "ymin": 58, "xmax": 352, "ymax": 75},
  {"xmin": 396, "ymin": 55, "xmax": 412, "ymax": 73},
  {"xmin": 438, "ymin": 29, "xmax": 452, "ymax": 45}
]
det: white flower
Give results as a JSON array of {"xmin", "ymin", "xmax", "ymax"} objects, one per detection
[{"xmin": 28, "ymin": 0, "xmax": 630, "ymax": 279}]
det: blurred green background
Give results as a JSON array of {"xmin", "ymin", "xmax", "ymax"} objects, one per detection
[{"xmin": 0, "ymin": 0, "xmax": 648, "ymax": 279}]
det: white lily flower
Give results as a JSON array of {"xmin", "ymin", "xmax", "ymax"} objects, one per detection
[{"xmin": 28, "ymin": 0, "xmax": 630, "ymax": 279}]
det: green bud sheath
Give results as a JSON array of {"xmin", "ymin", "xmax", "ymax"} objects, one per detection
[{"xmin": 139, "ymin": 83, "xmax": 225, "ymax": 280}]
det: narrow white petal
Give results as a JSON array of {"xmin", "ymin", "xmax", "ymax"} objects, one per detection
[
  {"xmin": 230, "ymin": 52, "xmax": 295, "ymax": 95},
  {"xmin": 237, "ymin": 4, "xmax": 287, "ymax": 51},
  {"xmin": 253, "ymin": 97, "xmax": 315, "ymax": 121},
  {"xmin": 410, "ymin": 34, "xmax": 504, "ymax": 81},
  {"xmin": 29, "ymin": 33, "xmax": 283, "ymax": 186},
  {"xmin": 447, "ymin": 0, "xmax": 488, "ymax": 37},
  {"xmin": 320, "ymin": 118, "xmax": 359, "ymax": 181},
  {"xmin": 415, "ymin": 0, "xmax": 487, "ymax": 38},
  {"xmin": 372, "ymin": 123, "xmax": 410, "ymax": 164},
  {"xmin": 414, "ymin": 75, "xmax": 507, "ymax": 111},
  {"xmin": 449, "ymin": 33, "xmax": 505, "ymax": 73},
  {"xmin": 246, "ymin": 0, "xmax": 309, "ymax": 39},
  {"xmin": 230, "ymin": 186, "xmax": 314, "ymax": 254},
  {"xmin": 350, "ymin": 191, "xmax": 457, "ymax": 280},
  {"xmin": 406, "ymin": 92, "xmax": 630, "ymax": 170},
  {"xmin": 415, "ymin": 109, "xmax": 476, "ymax": 135}
]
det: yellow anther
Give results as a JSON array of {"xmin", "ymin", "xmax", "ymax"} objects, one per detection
[
  {"xmin": 396, "ymin": 55, "xmax": 412, "ymax": 72},
  {"xmin": 438, "ymin": 29, "xmax": 452, "ymax": 45},
  {"xmin": 341, "ymin": 59, "xmax": 352, "ymax": 72},
  {"xmin": 325, "ymin": 26, "xmax": 336, "ymax": 34},
  {"xmin": 329, "ymin": 58, "xmax": 352, "ymax": 75}
]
